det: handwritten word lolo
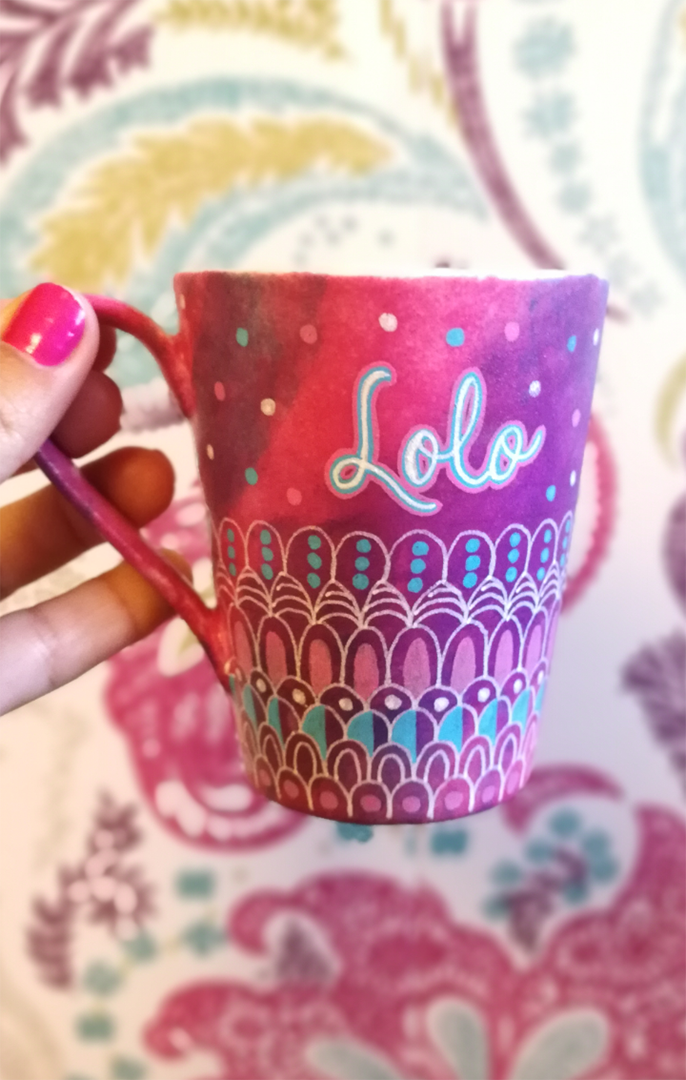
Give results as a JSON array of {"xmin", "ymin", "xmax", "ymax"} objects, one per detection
[{"xmin": 328, "ymin": 365, "xmax": 545, "ymax": 514}]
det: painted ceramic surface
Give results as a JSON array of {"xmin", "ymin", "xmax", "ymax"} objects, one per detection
[{"xmin": 0, "ymin": 1, "xmax": 683, "ymax": 1077}]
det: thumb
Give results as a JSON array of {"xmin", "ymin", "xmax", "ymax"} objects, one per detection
[{"xmin": 0, "ymin": 284, "xmax": 101, "ymax": 481}]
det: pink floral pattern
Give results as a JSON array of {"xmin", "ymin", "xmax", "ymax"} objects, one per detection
[
  {"xmin": 143, "ymin": 788, "xmax": 685, "ymax": 1079},
  {"xmin": 105, "ymin": 492, "xmax": 305, "ymax": 850}
]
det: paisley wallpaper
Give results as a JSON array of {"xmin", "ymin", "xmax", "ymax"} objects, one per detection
[{"xmin": 0, "ymin": 2, "xmax": 684, "ymax": 1077}]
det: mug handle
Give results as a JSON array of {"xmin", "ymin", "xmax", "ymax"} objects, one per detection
[{"xmin": 33, "ymin": 295, "xmax": 227, "ymax": 678}]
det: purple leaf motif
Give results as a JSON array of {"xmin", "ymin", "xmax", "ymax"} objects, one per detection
[
  {"xmin": 623, "ymin": 631, "xmax": 686, "ymax": 794},
  {"xmin": 0, "ymin": 0, "xmax": 153, "ymax": 161}
]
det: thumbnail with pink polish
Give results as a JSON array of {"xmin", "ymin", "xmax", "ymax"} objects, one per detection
[{"xmin": 2, "ymin": 283, "xmax": 86, "ymax": 367}]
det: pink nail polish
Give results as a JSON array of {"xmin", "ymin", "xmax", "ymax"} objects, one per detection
[{"xmin": 2, "ymin": 283, "xmax": 86, "ymax": 367}]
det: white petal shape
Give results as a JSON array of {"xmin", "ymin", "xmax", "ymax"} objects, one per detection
[
  {"xmin": 427, "ymin": 998, "xmax": 489, "ymax": 1080},
  {"xmin": 509, "ymin": 1009, "xmax": 608, "ymax": 1080}
]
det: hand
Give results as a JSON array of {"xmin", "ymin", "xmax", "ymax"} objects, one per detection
[{"xmin": 0, "ymin": 284, "xmax": 184, "ymax": 715}]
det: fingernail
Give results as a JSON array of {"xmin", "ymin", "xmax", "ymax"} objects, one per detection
[{"xmin": 1, "ymin": 283, "xmax": 86, "ymax": 367}]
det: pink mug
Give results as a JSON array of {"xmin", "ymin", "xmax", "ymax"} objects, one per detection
[{"xmin": 37, "ymin": 270, "xmax": 609, "ymax": 823}]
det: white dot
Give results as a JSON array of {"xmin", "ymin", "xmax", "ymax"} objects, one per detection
[
  {"xmin": 339, "ymin": 697, "xmax": 354, "ymax": 712},
  {"xmin": 179, "ymin": 295, "xmax": 186, "ymax": 309},
  {"xmin": 261, "ymin": 398, "xmax": 276, "ymax": 416},
  {"xmin": 385, "ymin": 693, "xmax": 402, "ymax": 710},
  {"xmin": 379, "ymin": 312, "xmax": 397, "ymax": 332},
  {"xmin": 570, "ymin": 470, "xmax": 577, "ymax": 486},
  {"xmin": 256, "ymin": 678, "xmax": 267, "ymax": 692},
  {"xmin": 513, "ymin": 679, "xmax": 523, "ymax": 694},
  {"xmin": 593, "ymin": 328, "xmax": 600, "ymax": 345},
  {"xmin": 572, "ymin": 409, "xmax": 581, "ymax": 427},
  {"xmin": 292, "ymin": 689, "xmax": 306, "ymax": 705},
  {"xmin": 477, "ymin": 687, "xmax": 491, "ymax": 702},
  {"xmin": 206, "ymin": 444, "xmax": 214, "ymax": 460},
  {"xmin": 434, "ymin": 696, "xmax": 450, "ymax": 712},
  {"xmin": 505, "ymin": 321, "xmax": 520, "ymax": 342},
  {"xmin": 529, "ymin": 380, "xmax": 541, "ymax": 397}
]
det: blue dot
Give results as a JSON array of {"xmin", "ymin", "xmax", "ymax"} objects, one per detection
[
  {"xmin": 407, "ymin": 577, "xmax": 423, "ymax": 593},
  {"xmin": 543, "ymin": 529, "xmax": 552, "ymax": 543},
  {"xmin": 307, "ymin": 572, "xmax": 321, "ymax": 588},
  {"xmin": 261, "ymin": 564, "xmax": 274, "ymax": 580},
  {"xmin": 355, "ymin": 556, "xmax": 369, "ymax": 570},
  {"xmin": 567, "ymin": 335, "xmax": 577, "ymax": 352},
  {"xmin": 546, "ymin": 485, "xmax": 556, "ymax": 501},
  {"xmin": 236, "ymin": 327, "xmax": 249, "ymax": 346},
  {"xmin": 261, "ymin": 546, "xmax": 274, "ymax": 561},
  {"xmin": 565, "ymin": 518, "xmax": 572, "ymax": 532},
  {"xmin": 562, "ymin": 536, "xmax": 569, "ymax": 549},
  {"xmin": 352, "ymin": 573, "xmax": 369, "ymax": 590},
  {"xmin": 536, "ymin": 567, "xmax": 545, "ymax": 581},
  {"xmin": 540, "ymin": 547, "xmax": 550, "ymax": 563},
  {"xmin": 560, "ymin": 553, "xmax": 567, "ymax": 567},
  {"xmin": 508, "ymin": 549, "xmax": 520, "ymax": 563},
  {"xmin": 259, "ymin": 529, "xmax": 271, "ymax": 544},
  {"xmin": 505, "ymin": 567, "xmax": 517, "ymax": 582},
  {"xmin": 308, "ymin": 535, "xmax": 322, "ymax": 550},
  {"xmin": 412, "ymin": 540, "xmax": 429, "ymax": 556},
  {"xmin": 356, "ymin": 538, "xmax": 372, "ymax": 553},
  {"xmin": 245, "ymin": 467, "xmax": 258, "ymax": 485},
  {"xmin": 227, "ymin": 545, "xmax": 236, "ymax": 559},
  {"xmin": 510, "ymin": 532, "xmax": 521, "ymax": 547},
  {"xmin": 462, "ymin": 572, "xmax": 478, "ymax": 588},
  {"xmin": 465, "ymin": 538, "xmax": 481, "ymax": 553},
  {"xmin": 308, "ymin": 553, "xmax": 322, "ymax": 569},
  {"xmin": 227, "ymin": 528, "xmax": 234, "ymax": 541},
  {"xmin": 410, "ymin": 558, "xmax": 426, "ymax": 573},
  {"xmin": 446, "ymin": 327, "xmax": 465, "ymax": 347},
  {"xmin": 465, "ymin": 555, "xmax": 481, "ymax": 571},
  {"xmin": 229, "ymin": 562, "xmax": 237, "ymax": 577}
]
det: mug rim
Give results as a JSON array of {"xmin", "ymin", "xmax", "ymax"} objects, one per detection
[{"xmin": 174, "ymin": 267, "xmax": 608, "ymax": 285}]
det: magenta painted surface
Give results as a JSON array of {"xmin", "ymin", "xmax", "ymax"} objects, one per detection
[
  {"xmin": 2, "ymin": 283, "xmax": 85, "ymax": 365},
  {"xmin": 36, "ymin": 271, "xmax": 608, "ymax": 823}
]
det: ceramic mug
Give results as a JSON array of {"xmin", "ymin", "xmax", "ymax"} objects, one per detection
[{"xmin": 37, "ymin": 270, "xmax": 608, "ymax": 824}]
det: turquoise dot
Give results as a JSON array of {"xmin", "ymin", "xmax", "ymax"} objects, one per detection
[
  {"xmin": 356, "ymin": 538, "xmax": 372, "ymax": 553},
  {"xmin": 462, "ymin": 572, "xmax": 478, "ymax": 588},
  {"xmin": 565, "ymin": 518, "xmax": 572, "ymax": 532},
  {"xmin": 510, "ymin": 532, "xmax": 521, "ymax": 546},
  {"xmin": 560, "ymin": 553, "xmax": 567, "ymax": 567},
  {"xmin": 543, "ymin": 529, "xmax": 552, "ymax": 543},
  {"xmin": 505, "ymin": 566, "xmax": 517, "ymax": 582},
  {"xmin": 407, "ymin": 577, "xmax": 423, "ymax": 593},
  {"xmin": 562, "ymin": 536, "xmax": 569, "ymax": 549},
  {"xmin": 536, "ymin": 567, "xmax": 545, "ymax": 581},
  {"xmin": 236, "ymin": 327, "xmax": 249, "ymax": 346},
  {"xmin": 308, "ymin": 552, "xmax": 322, "ymax": 569},
  {"xmin": 412, "ymin": 540, "xmax": 429, "ymax": 556},
  {"xmin": 355, "ymin": 556, "xmax": 370, "ymax": 570},
  {"xmin": 308, "ymin": 535, "xmax": 322, "ymax": 550},
  {"xmin": 540, "ymin": 547, "xmax": 550, "ymax": 563},
  {"xmin": 465, "ymin": 538, "xmax": 480, "ymax": 553},
  {"xmin": 446, "ymin": 327, "xmax": 465, "ymax": 347},
  {"xmin": 227, "ymin": 545, "xmax": 236, "ymax": 559},
  {"xmin": 508, "ymin": 549, "xmax": 520, "ymax": 563},
  {"xmin": 229, "ymin": 563, "xmax": 237, "ymax": 576},
  {"xmin": 410, "ymin": 558, "xmax": 426, "ymax": 573},
  {"xmin": 261, "ymin": 546, "xmax": 274, "ymax": 561},
  {"xmin": 546, "ymin": 485, "xmax": 556, "ymax": 501},
  {"xmin": 567, "ymin": 334, "xmax": 577, "ymax": 352},
  {"xmin": 261, "ymin": 564, "xmax": 274, "ymax": 580},
  {"xmin": 352, "ymin": 573, "xmax": 369, "ymax": 590},
  {"xmin": 260, "ymin": 529, "xmax": 271, "ymax": 544},
  {"xmin": 307, "ymin": 572, "xmax": 321, "ymax": 588},
  {"xmin": 465, "ymin": 555, "xmax": 481, "ymax": 571},
  {"xmin": 245, "ymin": 467, "xmax": 258, "ymax": 485},
  {"xmin": 226, "ymin": 528, "xmax": 234, "ymax": 541}
]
